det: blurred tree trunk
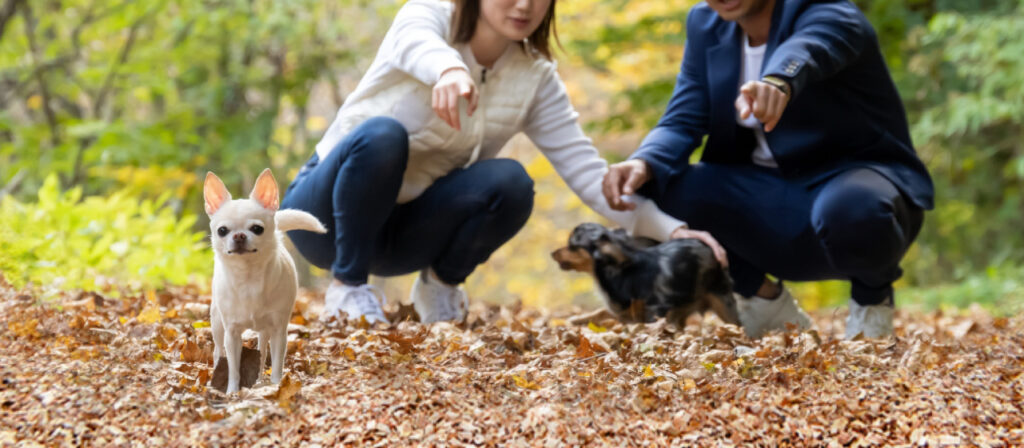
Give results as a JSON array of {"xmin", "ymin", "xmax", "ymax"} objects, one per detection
[{"xmin": 0, "ymin": 0, "xmax": 20, "ymax": 41}]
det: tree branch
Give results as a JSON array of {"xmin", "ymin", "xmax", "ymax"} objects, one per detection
[
  {"xmin": 0, "ymin": 168, "xmax": 26, "ymax": 200},
  {"xmin": 0, "ymin": 0, "xmax": 22, "ymax": 42},
  {"xmin": 93, "ymin": 17, "xmax": 143, "ymax": 117},
  {"xmin": 20, "ymin": 2, "xmax": 60, "ymax": 147}
]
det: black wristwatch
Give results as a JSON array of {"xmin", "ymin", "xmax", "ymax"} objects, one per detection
[{"xmin": 762, "ymin": 76, "xmax": 791, "ymax": 96}]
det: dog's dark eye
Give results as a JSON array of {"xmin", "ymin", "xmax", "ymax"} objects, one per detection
[
  {"xmin": 250, "ymin": 224, "xmax": 264, "ymax": 235},
  {"xmin": 217, "ymin": 226, "xmax": 229, "ymax": 237}
]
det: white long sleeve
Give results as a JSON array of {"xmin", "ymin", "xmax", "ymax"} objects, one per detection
[
  {"xmin": 523, "ymin": 69, "xmax": 685, "ymax": 241},
  {"xmin": 383, "ymin": 0, "xmax": 468, "ymax": 84}
]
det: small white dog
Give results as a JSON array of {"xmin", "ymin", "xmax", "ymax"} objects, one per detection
[{"xmin": 204, "ymin": 168, "xmax": 326, "ymax": 393}]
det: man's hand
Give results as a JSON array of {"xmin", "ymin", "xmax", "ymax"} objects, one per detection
[
  {"xmin": 603, "ymin": 159, "xmax": 651, "ymax": 211},
  {"xmin": 432, "ymin": 67, "xmax": 478, "ymax": 131},
  {"xmin": 735, "ymin": 80, "xmax": 790, "ymax": 132},
  {"xmin": 670, "ymin": 226, "xmax": 729, "ymax": 267}
]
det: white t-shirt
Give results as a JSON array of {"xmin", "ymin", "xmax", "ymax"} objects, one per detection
[{"xmin": 737, "ymin": 36, "xmax": 778, "ymax": 168}]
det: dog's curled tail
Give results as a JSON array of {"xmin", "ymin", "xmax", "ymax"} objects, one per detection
[{"xmin": 276, "ymin": 209, "xmax": 327, "ymax": 234}]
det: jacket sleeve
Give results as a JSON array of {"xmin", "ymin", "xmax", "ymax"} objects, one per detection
[
  {"xmin": 383, "ymin": 0, "xmax": 468, "ymax": 85},
  {"xmin": 628, "ymin": 9, "xmax": 711, "ymax": 200},
  {"xmin": 524, "ymin": 68, "xmax": 686, "ymax": 242},
  {"xmin": 762, "ymin": 2, "xmax": 869, "ymax": 98}
]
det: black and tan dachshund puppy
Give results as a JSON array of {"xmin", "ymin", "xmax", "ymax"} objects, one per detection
[{"xmin": 552, "ymin": 222, "xmax": 739, "ymax": 327}]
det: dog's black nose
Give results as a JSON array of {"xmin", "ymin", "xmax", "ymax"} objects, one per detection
[{"xmin": 233, "ymin": 233, "xmax": 247, "ymax": 242}]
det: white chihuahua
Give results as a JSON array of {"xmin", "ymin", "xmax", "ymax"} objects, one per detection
[{"xmin": 204, "ymin": 168, "xmax": 326, "ymax": 393}]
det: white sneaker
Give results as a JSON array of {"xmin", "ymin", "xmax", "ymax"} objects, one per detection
[
  {"xmin": 845, "ymin": 300, "xmax": 894, "ymax": 339},
  {"xmin": 322, "ymin": 282, "xmax": 389, "ymax": 324},
  {"xmin": 737, "ymin": 287, "xmax": 813, "ymax": 338},
  {"xmin": 410, "ymin": 269, "xmax": 468, "ymax": 324}
]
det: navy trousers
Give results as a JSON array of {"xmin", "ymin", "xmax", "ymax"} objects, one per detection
[
  {"xmin": 281, "ymin": 117, "xmax": 535, "ymax": 285},
  {"xmin": 652, "ymin": 163, "xmax": 924, "ymax": 305}
]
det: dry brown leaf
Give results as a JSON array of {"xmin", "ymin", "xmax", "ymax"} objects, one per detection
[{"xmin": 265, "ymin": 374, "xmax": 302, "ymax": 411}]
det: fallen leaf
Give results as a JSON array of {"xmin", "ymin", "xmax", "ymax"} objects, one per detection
[
  {"xmin": 949, "ymin": 320, "xmax": 975, "ymax": 339},
  {"xmin": 512, "ymin": 375, "xmax": 540, "ymax": 390},
  {"xmin": 137, "ymin": 305, "xmax": 162, "ymax": 324},
  {"xmin": 576, "ymin": 335, "xmax": 595, "ymax": 358},
  {"xmin": 265, "ymin": 374, "xmax": 302, "ymax": 411},
  {"xmin": 643, "ymin": 365, "xmax": 655, "ymax": 378},
  {"xmin": 179, "ymin": 340, "xmax": 204, "ymax": 363}
]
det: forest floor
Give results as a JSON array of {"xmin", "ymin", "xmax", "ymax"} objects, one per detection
[{"xmin": 1, "ymin": 280, "xmax": 1022, "ymax": 447}]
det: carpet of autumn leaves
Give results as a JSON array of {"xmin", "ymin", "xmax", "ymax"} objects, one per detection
[{"xmin": 1, "ymin": 276, "xmax": 1023, "ymax": 447}]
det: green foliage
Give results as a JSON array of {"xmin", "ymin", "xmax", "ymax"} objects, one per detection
[
  {"xmin": 899, "ymin": 266, "xmax": 1024, "ymax": 315},
  {"xmin": 0, "ymin": 0, "xmax": 390, "ymax": 206},
  {"xmin": 0, "ymin": 174, "xmax": 212, "ymax": 292},
  {"xmin": 899, "ymin": 3, "xmax": 1024, "ymax": 284},
  {"xmin": 558, "ymin": 0, "xmax": 691, "ymax": 133}
]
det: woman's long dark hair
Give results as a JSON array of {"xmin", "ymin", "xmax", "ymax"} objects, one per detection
[{"xmin": 450, "ymin": 0, "xmax": 560, "ymax": 60}]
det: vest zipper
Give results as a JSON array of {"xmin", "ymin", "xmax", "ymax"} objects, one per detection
[{"xmin": 463, "ymin": 67, "xmax": 487, "ymax": 168}]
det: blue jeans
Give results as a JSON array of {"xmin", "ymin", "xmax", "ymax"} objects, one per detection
[
  {"xmin": 281, "ymin": 116, "xmax": 535, "ymax": 285},
  {"xmin": 652, "ymin": 163, "xmax": 924, "ymax": 306}
]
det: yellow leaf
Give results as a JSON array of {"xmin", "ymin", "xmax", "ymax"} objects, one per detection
[
  {"xmin": 26, "ymin": 95, "xmax": 42, "ymax": 110},
  {"xmin": 683, "ymin": 378, "xmax": 697, "ymax": 391},
  {"xmin": 643, "ymin": 365, "xmax": 655, "ymax": 378},
  {"xmin": 165, "ymin": 309, "xmax": 179, "ymax": 319},
  {"xmin": 343, "ymin": 347, "xmax": 356, "ymax": 361},
  {"xmin": 587, "ymin": 322, "xmax": 607, "ymax": 333},
  {"xmin": 191, "ymin": 321, "xmax": 210, "ymax": 329},
  {"xmin": 160, "ymin": 326, "xmax": 178, "ymax": 340},
  {"xmin": 137, "ymin": 305, "xmax": 162, "ymax": 324},
  {"xmin": 8, "ymin": 319, "xmax": 40, "ymax": 339},
  {"xmin": 512, "ymin": 375, "xmax": 540, "ymax": 390},
  {"xmin": 265, "ymin": 374, "xmax": 302, "ymax": 411},
  {"xmin": 305, "ymin": 116, "xmax": 328, "ymax": 132}
]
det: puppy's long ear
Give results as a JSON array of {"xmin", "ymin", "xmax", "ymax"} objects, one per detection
[
  {"xmin": 596, "ymin": 238, "xmax": 629, "ymax": 265},
  {"xmin": 204, "ymin": 172, "xmax": 232, "ymax": 216},
  {"xmin": 250, "ymin": 168, "xmax": 279, "ymax": 211}
]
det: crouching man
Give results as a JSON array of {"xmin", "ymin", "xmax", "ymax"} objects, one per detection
[{"xmin": 604, "ymin": 0, "xmax": 933, "ymax": 338}]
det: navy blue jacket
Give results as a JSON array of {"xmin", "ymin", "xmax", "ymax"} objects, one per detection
[{"xmin": 631, "ymin": 0, "xmax": 934, "ymax": 209}]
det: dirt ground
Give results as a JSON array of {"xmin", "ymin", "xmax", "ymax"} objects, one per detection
[{"xmin": 1, "ymin": 283, "xmax": 1022, "ymax": 447}]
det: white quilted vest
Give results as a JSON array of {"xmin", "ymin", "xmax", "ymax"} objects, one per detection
[{"xmin": 324, "ymin": 45, "xmax": 553, "ymax": 203}]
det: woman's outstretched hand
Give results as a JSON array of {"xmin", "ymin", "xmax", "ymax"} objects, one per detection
[
  {"xmin": 603, "ymin": 159, "xmax": 651, "ymax": 211},
  {"xmin": 670, "ymin": 226, "xmax": 729, "ymax": 268},
  {"xmin": 433, "ymin": 67, "xmax": 479, "ymax": 131}
]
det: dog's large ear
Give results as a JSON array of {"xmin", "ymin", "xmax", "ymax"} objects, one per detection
[
  {"xmin": 596, "ymin": 238, "xmax": 629, "ymax": 265},
  {"xmin": 250, "ymin": 168, "xmax": 279, "ymax": 211},
  {"xmin": 204, "ymin": 172, "xmax": 232, "ymax": 216}
]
